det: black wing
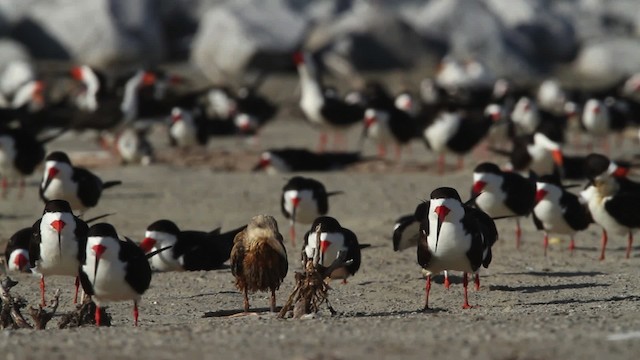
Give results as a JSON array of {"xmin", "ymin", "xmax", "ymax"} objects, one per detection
[
  {"xmin": 71, "ymin": 167, "xmax": 103, "ymax": 207},
  {"xmin": 121, "ymin": 238, "xmax": 152, "ymax": 295},
  {"xmin": 78, "ymin": 266, "xmax": 94, "ymax": 296},
  {"xmin": 560, "ymin": 192, "xmax": 592, "ymax": 231},
  {"xmin": 392, "ymin": 214, "xmax": 420, "ymax": 251},
  {"xmin": 29, "ymin": 219, "xmax": 43, "ymax": 268},
  {"xmin": 320, "ymin": 98, "xmax": 364, "ymax": 127},
  {"xmin": 502, "ymin": 172, "xmax": 536, "ymax": 216},
  {"xmin": 464, "ymin": 206, "xmax": 498, "ymax": 269},
  {"xmin": 12, "ymin": 130, "xmax": 46, "ymax": 175},
  {"xmin": 416, "ymin": 201, "xmax": 432, "ymax": 268},
  {"xmin": 5, "ymin": 227, "xmax": 32, "ymax": 263},
  {"xmin": 74, "ymin": 217, "xmax": 89, "ymax": 264},
  {"xmin": 604, "ymin": 194, "xmax": 640, "ymax": 229},
  {"xmin": 343, "ymin": 228, "xmax": 361, "ymax": 276}
]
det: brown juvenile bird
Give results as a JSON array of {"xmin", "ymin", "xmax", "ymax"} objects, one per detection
[{"xmin": 231, "ymin": 215, "xmax": 288, "ymax": 313}]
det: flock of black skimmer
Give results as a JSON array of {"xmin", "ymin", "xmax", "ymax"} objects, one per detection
[{"xmin": 1, "ymin": 52, "xmax": 640, "ymax": 325}]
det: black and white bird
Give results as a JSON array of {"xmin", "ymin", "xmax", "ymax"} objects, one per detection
[
  {"xmin": 294, "ymin": 51, "xmax": 364, "ymax": 151},
  {"xmin": 580, "ymin": 98, "xmax": 627, "ymax": 151},
  {"xmin": 415, "ymin": 187, "xmax": 498, "ymax": 310},
  {"xmin": 140, "ymin": 219, "xmax": 245, "ymax": 271},
  {"xmin": 30, "ymin": 200, "xmax": 88, "ymax": 306},
  {"xmin": 392, "ymin": 213, "xmax": 454, "ymax": 289},
  {"xmin": 253, "ymin": 148, "xmax": 366, "ymax": 174},
  {"xmin": 532, "ymin": 176, "xmax": 592, "ymax": 256},
  {"xmin": 281, "ymin": 176, "xmax": 342, "ymax": 246},
  {"xmin": 581, "ymin": 177, "xmax": 640, "ymax": 260},
  {"xmin": 302, "ymin": 216, "xmax": 361, "ymax": 283},
  {"xmin": 361, "ymin": 107, "xmax": 416, "ymax": 159},
  {"xmin": 422, "ymin": 108, "xmax": 494, "ymax": 174},
  {"xmin": 0, "ymin": 127, "xmax": 62, "ymax": 197},
  {"xmin": 4, "ymin": 227, "xmax": 31, "ymax": 273},
  {"xmin": 40, "ymin": 151, "xmax": 122, "ymax": 214},
  {"xmin": 79, "ymin": 223, "xmax": 155, "ymax": 326},
  {"xmin": 495, "ymin": 132, "xmax": 565, "ymax": 177},
  {"xmin": 471, "ymin": 162, "xmax": 535, "ymax": 249}
]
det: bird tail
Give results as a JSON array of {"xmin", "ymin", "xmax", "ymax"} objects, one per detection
[
  {"xmin": 327, "ymin": 191, "xmax": 344, "ymax": 197},
  {"xmin": 359, "ymin": 243, "xmax": 372, "ymax": 250},
  {"xmin": 102, "ymin": 181, "xmax": 122, "ymax": 189},
  {"xmin": 85, "ymin": 213, "xmax": 115, "ymax": 224}
]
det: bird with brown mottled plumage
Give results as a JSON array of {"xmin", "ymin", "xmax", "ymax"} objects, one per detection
[{"xmin": 231, "ymin": 215, "xmax": 288, "ymax": 313}]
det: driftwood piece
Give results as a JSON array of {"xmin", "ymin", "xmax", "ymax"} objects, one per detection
[
  {"xmin": 278, "ymin": 225, "xmax": 353, "ymax": 319},
  {"xmin": 0, "ymin": 277, "xmax": 33, "ymax": 329}
]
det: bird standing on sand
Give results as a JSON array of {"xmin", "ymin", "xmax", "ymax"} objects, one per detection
[
  {"xmin": 471, "ymin": 162, "xmax": 535, "ymax": 249},
  {"xmin": 230, "ymin": 215, "xmax": 288, "ymax": 313},
  {"xmin": 30, "ymin": 200, "xmax": 88, "ymax": 306},
  {"xmin": 79, "ymin": 223, "xmax": 154, "ymax": 326},
  {"xmin": 532, "ymin": 176, "xmax": 592, "ymax": 256},
  {"xmin": 40, "ymin": 151, "xmax": 122, "ymax": 214},
  {"xmin": 415, "ymin": 187, "xmax": 498, "ymax": 310},
  {"xmin": 281, "ymin": 176, "xmax": 342, "ymax": 246}
]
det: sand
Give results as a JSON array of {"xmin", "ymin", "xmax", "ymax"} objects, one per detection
[{"xmin": 0, "ymin": 109, "xmax": 640, "ymax": 360}]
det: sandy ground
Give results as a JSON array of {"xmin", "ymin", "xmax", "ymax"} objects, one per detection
[{"xmin": 1, "ymin": 106, "xmax": 640, "ymax": 360}]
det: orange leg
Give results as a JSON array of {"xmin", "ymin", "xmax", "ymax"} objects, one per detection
[
  {"xmin": 515, "ymin": 219, "xmax": 522, "ymax": 250},
  {"xmin": 462, "ymin": 272, "xmax": 472, "ymax": 309},
  {"xmin": 599, "ymin": 229, "xmax": 608, "ymax": 261},
  {"xmin": 317, "ymin": 133, "xmax": 328, "ymax": 153},
  {"xmin": 424, "ymin": 275, "xmax": 431, "ymax": 310},
  {"xmin": 443, "ymin": 271, "xmax": 451, "ymax": 289},
  {"xmin": 543, "ymin": 233, "xmax": 549, "ymax": 257},
  {"xmin": 626, "ymin": 232, "xmax": 633, "ymax": 259},
  {"xmin": 133, "ymin": 301, "xmax": 139, "ymax": 326},
  {"xmin": 289, "ymin": 223, "xmax": 296, "ymax": 247},
  {"xmin": 568, "ymin": 236, "xmax": 575, "ymax": 255},
  {"xmin": 95, "ymin": 305, "xmax": 102, "ymax": 326}
]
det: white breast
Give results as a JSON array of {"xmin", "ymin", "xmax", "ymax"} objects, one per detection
[{"xmin": 533, "ymin": 200, "xmax": 574, "ymax": 235}]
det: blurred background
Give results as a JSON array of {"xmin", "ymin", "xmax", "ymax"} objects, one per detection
[{"xmin": 1, "ymin": 0, "xmax": 639, "ymax": 88}]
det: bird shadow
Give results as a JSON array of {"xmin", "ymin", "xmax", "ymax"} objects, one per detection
[
  {"xmin": 344, "ymin": 308, "xmax": 447, "ymax": 318},
  {"xmin": 202, "ymin": 307, "xmax": 281, "ymax": 318},
  {"xmin": 501, "ymin": 271, "xmax": 605, "ymax": 278},
  {"xmin": 489, "ymin": 282, "xmax": 608, "ymax": 293},
  {"xmin": 526, "ymin": 294, "xmax": 640, "ymax": 306}
]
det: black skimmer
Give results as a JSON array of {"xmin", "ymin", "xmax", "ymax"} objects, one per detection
[
  {"xmin": 302, "ymin": 216, "xmax": 361, "ymax": 283},
  {"xmin": 140, "ymin": 219, "xmax": 246, "ymax": 271},
  {"xmin": 294, "ymin": 51, "xmax": 364, "ymax": 151},
  {"xmin": 361, "ymin": 106, "xmax": 417, "ymax": 159},
  {"xmin": 494, "ymin": 132, "xmax": 564, "ymax": 177},
  {"xmin": 79, "ymin": 223, "xmax": 157, "ymax": 326},
  {"xmin": 281, "ymin": 176, "xmax": 342, "ymax": 247},
  {"xmin": 0, "ymin": 126, "xmax": 64, "ymax": 197},
  {"xmin": 113, "ymin": 126, "xmax": 154, "ymax": 165},
  {"xmin": 532, "ymin": 176, "xmax": 592, "ymax": 256},
  {"xmin": 392, "ymin": 213, "xmax": 454, "ymax": 289},
  {"xmin": 68, "ymin": 65, "xmax": 123, "ymax": 130},
  {"xmin": 230, "ymin": 215, "xmax": 288, "ymax": 313},
  {"xmin": 414, "ymin": 187, "xmax": 498, "ymax": 309},
  {"xmin": 581, "ymin": 177, "xmax": 640, "ymax": 260},
  {"xmin": 40, "ymin": 151, "xmax": 122, "ymax": 214},
  {"xmin": 168, "ymin": 107, "xmax": 208, "ymax": 147},
  {"xmin": 583, "ymin": 153, "xmax": 640, "ymax": 193},
  {"xmin": 234, "ymin": 86, "xmax": 278, "ymax": 132},
  {"xmin": 580, "ymin": 98, "xmax": 628, "ymax": 152},
  {"xmin": 30, "ymin": 200, "xmax": 88, "ymax": 306},
  {"xmin": 4, "ymin": 227, "xmax": 31, "ymax": 273},
  {"xmin": 536, "ymin": 79, "xmax": 568, "ymax": 114},
  {"xmin": 471, "ymin": 162, "xmax": 536, "ymax": 249},
  {"xmin": 422, "ymin": 108, "xmax": 494, "ymax": 173},
  {"xmin": 252, "ymin": 148, "xmax": 366, "ymax": 174}
]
